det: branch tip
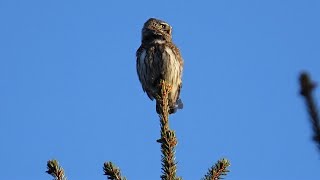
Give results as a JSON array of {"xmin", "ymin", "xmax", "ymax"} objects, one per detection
[
  {"xmin": 299, "ymin": 72, "xmax": 320, "ymax": 151},
  {"xmin": 202, "ymin": 158, "xmax": 230, "ymax": 180},
  {"xmin": 103, "ymin": 162, "xmax": 126, "ymax": 180},
  {"xmin": 46, "ymin": 159, "xmax": 67, "ymax": 180}
]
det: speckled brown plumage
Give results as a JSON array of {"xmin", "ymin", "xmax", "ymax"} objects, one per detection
[{"xmin": 136, "ymin": 18, "xmax": 184, "ymax": 114}]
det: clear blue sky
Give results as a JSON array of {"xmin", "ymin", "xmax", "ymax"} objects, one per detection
[{"xmin": 0, "ymin": 0, "xmax": 319, "ymax": 179}]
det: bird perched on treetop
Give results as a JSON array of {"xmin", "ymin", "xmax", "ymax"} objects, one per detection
[{"xmin": 136, "ymin": 18, "xmax": 184, "ymax": 114}]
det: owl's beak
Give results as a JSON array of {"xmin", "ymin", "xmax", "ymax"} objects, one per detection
[
  {"xmin": 164, "ymin": 28, "xmax": 171, "ymax": 35},
  {"xmin": 142, "ymin": 28, "xmax": 167, "ymax": 43},
  {"xmin": 148, "ymin": 28, "xmax": 162, "ymax": 36},
  {"xmin": 144, "ymin": 29, "xmax": 163, "ymax": 38}
]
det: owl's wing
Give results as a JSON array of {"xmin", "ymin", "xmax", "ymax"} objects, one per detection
[
  {"xmin": 136, "ymin": 46, "xmax": 147, "ymax": 92},
  {"xmin": 136, "ymin": 45, "xmax": 155, "ymax": 100}
]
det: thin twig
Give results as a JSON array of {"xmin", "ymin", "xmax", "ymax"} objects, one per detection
[{"xmin": 299, "ymin": 72, "xmax": 320, "ymax": 151}]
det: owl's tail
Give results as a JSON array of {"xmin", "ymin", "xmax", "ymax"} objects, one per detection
[
  {"xmin": 156, "ymin": 98, "xmax": 183, "ymax": 114},
  {"xmin": 175, "ymin": 98, "xmax": 183, "ymax": 110}
]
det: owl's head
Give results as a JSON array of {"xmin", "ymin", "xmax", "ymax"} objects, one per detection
[{"xmin": 141, "ymin": 18, "xmax": 172, "ymax": 44}]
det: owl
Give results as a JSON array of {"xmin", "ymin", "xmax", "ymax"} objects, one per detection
[{"xmin": 136, "ymin": 18, "xmax": 184, "ymax": 114}]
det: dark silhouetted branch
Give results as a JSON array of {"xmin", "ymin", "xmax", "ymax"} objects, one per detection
[{"xmin": 299, "ymin": 72, "xmax": 320, "ymax": 151}]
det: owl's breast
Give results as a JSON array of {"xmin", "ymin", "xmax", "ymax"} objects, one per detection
[{"xmin": 161, "ymin": 46, "xmax": 182, "ymax": 84}]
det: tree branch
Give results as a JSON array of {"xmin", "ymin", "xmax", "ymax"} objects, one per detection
[
  {"xmin": 202, "ymin": 158, "xmax": 230, "ymax": 180},
  {"xmin": 299, "ymin": 72, "xmax": 320, "ymax": 151},
  {"xmin": 157, "ymin": 80, "xmax": 180, "ymax": 180}
]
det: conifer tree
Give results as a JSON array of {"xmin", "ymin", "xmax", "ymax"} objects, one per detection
[{"xmin": 46, "ymin": 80, "xmax": 231, "ymax": 180}]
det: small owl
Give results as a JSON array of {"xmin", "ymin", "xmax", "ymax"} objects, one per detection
[{"xmin": 136, "ymin": 18, "xmax": 184, "ymax": 114}]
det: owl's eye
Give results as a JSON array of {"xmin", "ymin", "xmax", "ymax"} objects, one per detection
[{"xmin": 160, "ymin": 24, "xmax": 167, "ymax": 29}]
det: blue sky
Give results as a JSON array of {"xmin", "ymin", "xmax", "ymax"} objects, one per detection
[{"xmin": 1, "ymin": 0, "xmax": 320, "ymax": 179}]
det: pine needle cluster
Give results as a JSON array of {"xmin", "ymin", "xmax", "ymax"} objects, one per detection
[
  {"xmin": 202, "ymin": 159, "xmax": 230, "ymax": 180},
  {"xmin": 46, "ymin": 159, "xmax": 67, "ymax": 180},
  {"xmin": 103, "ymin": 162, "xmax": 127, "ymax": 180}
]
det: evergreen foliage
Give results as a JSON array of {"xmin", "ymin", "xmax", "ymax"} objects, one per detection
[
  {"xmin": 103, "ymin": 162, "xmax": 127, "ymax": 180},
  {"xmin": 46, "ymin": 159, "xmax": 67, "ymax": 180}
]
